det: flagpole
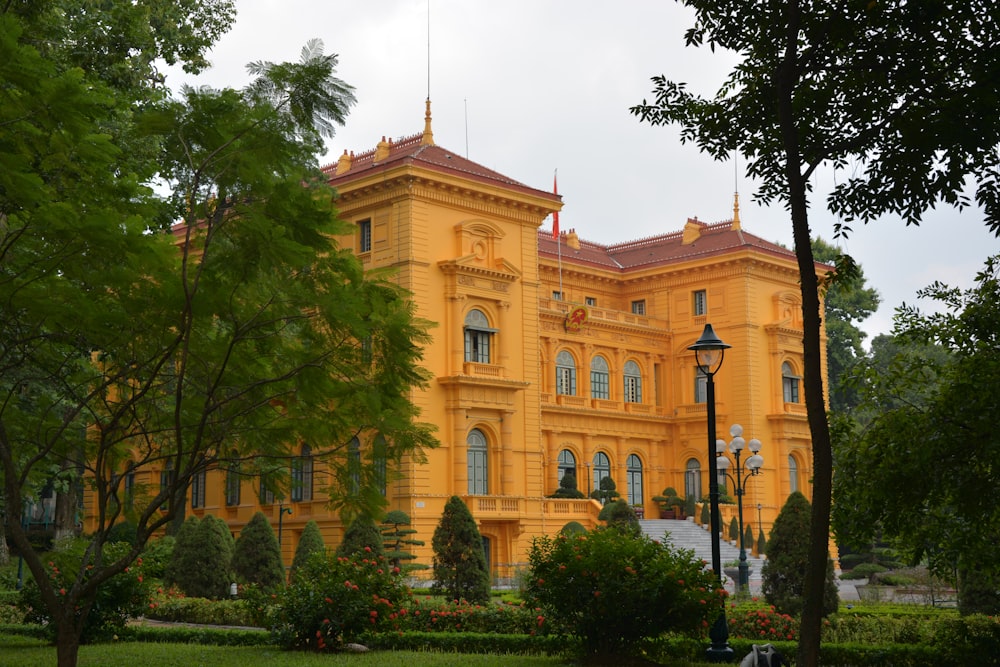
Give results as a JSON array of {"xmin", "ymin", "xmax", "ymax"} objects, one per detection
[{"xmin": 553, "ymin": 170, "xmax": 563, "ymax": 302}]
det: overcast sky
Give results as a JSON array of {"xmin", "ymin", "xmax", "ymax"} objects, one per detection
[{"xmin": 169, "ymin": 0, "xmax": 999, "ymax": 343}]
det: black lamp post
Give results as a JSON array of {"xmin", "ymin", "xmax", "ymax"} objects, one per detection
[
  {"xmin": 277, "ymin": 502, "xmax": 293, "ymax": 548},
  {"xmin": 688, "ymin": 323, "xmax": 733, "ymax": 663},
  {"xmin": 717, "ymin": 424, "xmax": 764, "ymax": 593}
]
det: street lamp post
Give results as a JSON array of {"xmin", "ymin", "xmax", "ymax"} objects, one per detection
[
  {"xmin": 716, "ymin": 424, "xmax": 764, "ymax": 593},
  {"xmin": 688, "ymin": 323, "xmax": 733, "ymax": 663}
]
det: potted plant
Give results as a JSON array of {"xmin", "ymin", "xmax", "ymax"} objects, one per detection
[{"xmin": 651, "ymin": 487, "xmax": 684, "ymax": 519}]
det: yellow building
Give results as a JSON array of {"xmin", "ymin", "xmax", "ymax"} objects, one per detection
[
  {"xmin": 317, "ymin": 104, "xmax": 825, "ymax": 577},
  {"xmin": 85, "ymin": 105, "xmax": 825, "ymax": 579}
]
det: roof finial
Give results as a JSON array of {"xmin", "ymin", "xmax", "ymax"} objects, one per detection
[
  {"xmin": 421, "ymin": 98, "xmax": 435, "ymax": 146},
  {"xmin": 732, "ymin": 191, "xmax": 741, "ymax": 230}
]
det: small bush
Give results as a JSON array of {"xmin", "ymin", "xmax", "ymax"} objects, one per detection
[
  {"xmin": 290, "ymin": 520, "xmax": 325, "ymax": 582},
  {"xmin": 268, "ymin": 549, "xmax": 409, "ymax": 651},
  {"xmin": 726, "ymin": 603, "xmax": 799, "ymax": 642},
  {"xmin": 526, "ymin": 526, "xmax": 724, "ymax": 659}
]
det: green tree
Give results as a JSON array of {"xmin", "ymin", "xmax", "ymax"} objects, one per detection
[
  {"xmin": 729, "ymin": 516, "xmax": 740, "ymax": 542},
  {"xmin": 833, "ymin": 255, "xmax": 1000, "ymax": 612},
  {"xmin": 549, "ymin": 472, "xmax": 585, "ymax": 499},
  {"xmin": 290, "ymin": 520, "xmax": 324, "ymax": 582},
  {"xmin": 812, "ymin": 237, "xmax": 880, "ymax": 413},
  {"xmin": 0, "ymin": 10, "xmax": 435, "ymax": 666},
  {"xmin": 380, "ymin": 510, "xmax": 427, "ymax": 573},
  {"xmin": 431, "ymin": 496, "xmax": 490, "ymax": 604},
  {"xmin": 168, "ymin": 515, "xmax": 233, "ymax": 599},
  {"xmin": 336, "ymin": 516, "xmax": 384, "ymax": 559},
  {"xmin": 632, "ymin": 4, "xmax": 1000, "ymax": 664},
  {"xmin": 232, "ymin": 511, "xmax": 284, "ymax": 591},
  {"xmin": 761, "ymin": 492, "xmax": 838, "ymax": 618}
]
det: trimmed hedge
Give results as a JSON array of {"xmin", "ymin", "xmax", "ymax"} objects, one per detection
[{"xmin": 367, "ymin": 630, "xmax": 573, "ymax": 656}]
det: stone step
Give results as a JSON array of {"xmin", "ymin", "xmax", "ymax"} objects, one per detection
[{"xmin": 639, "ymin": 518, "xmax": 765, "ymax": 576}]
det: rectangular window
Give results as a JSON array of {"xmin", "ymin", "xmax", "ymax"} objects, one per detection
[
  {"xmin": 159, "ymin": 465, "xmax": 175, "ymax": 510},
  {"xmin": 624, "ymin": 376, "xmax": 642, "ymax": 403},
  {"xmin": 693, "ymin": 290, "xmax": 707, "ymax": 316},
  {"xmin": 358, "ymin": 219, "xmax": 372, "ymax": 253},
  {"xmin": 695, "ymin": 368, "xmax": 708, "ymax": 403},
  {"xmin": 552, "ymin": 291, "xmax": 563, "ymax": 301},
  {"xmin": 783, "ymin": 376, "xmax": 800, "ymax": 403},
  {"xmin": 585, "ymin": 296, "xmax": 597, "ymax": 307},
  {"xmin": 591, "ymin": 370, "xmax": 610, "ymax": 400},
  {"xmin": 630, "ymin": 300, "xmax": 646, "ymax": 315},
  {"xmin": 556, "ymin": 366, "xmax": 576, "ymax": 395},
  {"xmin": 464, "ymin": 329, "xmax": 492, "ymax": 363},
  {"xmin": 190, "ymin": 470, "xmax": 206, "ymax": 509}
]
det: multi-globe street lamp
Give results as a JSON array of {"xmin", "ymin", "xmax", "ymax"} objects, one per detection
[
  {"xmin": 716, "ymin": 424, "xmax": 764, "ymax": 593},
  {"xmin": 687, "ymin": 323, "xmax": 733, "ymax": 663}
]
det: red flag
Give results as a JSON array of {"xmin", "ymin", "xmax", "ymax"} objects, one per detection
[{"xmin": 552, "ymin": 173, "xmax": 560, "ymax": 239}]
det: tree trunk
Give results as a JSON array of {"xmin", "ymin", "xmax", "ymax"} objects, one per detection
[
  {"xmin": 0, "ymin": 494, "xmax": 9, "ymax": 566},
  {"xmin": 776, "ymin": 4, "xmax": 832, "ymax": 664},
  {"xmin": 53, "ymin": 486, "xmax": 78, "ymax": 543},
  {"xmin": 55, "ymin": 614, "xmax": 82, "ymax": 667}
]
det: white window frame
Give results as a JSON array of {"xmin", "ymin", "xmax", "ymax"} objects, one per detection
[
  {"xmin": 693, "ymin": 290, "xmax": 707, "ymax": 316},
  {"xmin": 590, "ymin": 355, "xmax": 610, "ymax": 400},
  {"xmin": 464, "ymin": 309, "xmax": 495, "ymax": 363},
  {"xmin": 555, "ymin": 350, "xmax": 577, "ymax": 395},
  {"xmin": 358, "ymin": 219, "xmax": 372, "ymax": 253},
  {"xmin": 623, "ymin": 360, "xmax": 642, "ymax": 403}
]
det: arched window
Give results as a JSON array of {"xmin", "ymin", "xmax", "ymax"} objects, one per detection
[
  {"xmin": 555, "ymin": 350, "xmax": 577, "ymax": 395},
  {"xmin": 557, "ymin": 449, "xmax": 576, "ymax": 481},
  {"xmin": 464, "ymin": 309, "xmax": 495, "ymax": 363},
  {"xmin": 685, "ymin": 458, "xmax": 702, "ymax": 501},
  {"xmin": 590, "ymin": 356, "xmax": 610, "ymax": 399},
  {"xmin": 291, "ymin": 444, "xmax": 313, "ymax": 502},
  {"xmin": 782, "ymin": 362, "xmax": 801, "ymax": 403},
  {"xmin": 626, "ymin": 454, "xmax": 643, "ymax": 506},
  {"xmin": 788, "ymin": 455, "xmax": 799, "ymax": 493},
  {"xmin": 623, "ymin": 360, "xmax": 642, "ymax": 403},
  {"xmin": 468, "ymin": 429, "xmax": 489, "ymax": 495},
  {"xmin": 592, "ymin": 451, "xmax": 611, "ymax": 495}
]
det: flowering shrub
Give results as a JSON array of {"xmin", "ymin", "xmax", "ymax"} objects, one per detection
[
  {"xmin": 526, "ymin": 526, "xmax": 724, "ymax": 658},
  {"xmin": 19, "ymin": 539, "xmax": 150, "ymax": 643},
  {"xmin": 268, "ymin": 548, "xmax": 410, "ymax": 651},
  {"xmin": 726, "ymin": 601, "xmax": 799, "ymax": 641},
  {"xmin": 398, "ymin": 596, "xmax": 541, "ymax": 635}
]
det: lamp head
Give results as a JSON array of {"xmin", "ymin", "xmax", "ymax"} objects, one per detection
[{"xmin": 688, "ymin": 323, "xmax": 730, "ymax": 376}]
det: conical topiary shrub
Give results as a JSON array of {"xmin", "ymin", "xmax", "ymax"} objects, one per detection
[
  {"xmin": 431, "ymin": 496, "xmax": 490, "ymax": 604},
  {"xmin": 232, "ymin": 511, "xmax": 285, "ymax": 591}
]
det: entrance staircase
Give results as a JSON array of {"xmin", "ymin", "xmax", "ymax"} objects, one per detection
[{"xmin": 639, "ymin": 518, "xmax": 765, "ymax": 589}]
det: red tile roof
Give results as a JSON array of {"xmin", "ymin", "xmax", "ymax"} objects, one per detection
[
  {"xmin": 540, "ymin": 219, "xmax": 803, "ymax": 273},
  {"xmin": 322, "ymin": 132, "xmax": 562, "ymax": 205}
]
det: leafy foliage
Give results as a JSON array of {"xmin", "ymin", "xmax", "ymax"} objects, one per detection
[
  {"xmin": 762, "ymin": 492, "xmax": 838, "ymax": 618},
  {"xmin": 19, "ymin": 540, "xmax": 150, "ymax": 644},
  {"xmin": 269, "ymin": 550, "xmax": 409, "ymax": 651},
  {"xmin": 833, "ymin": 255, "xmax": 1000, "ymax": 610},
  {"xmin": 232, "ymin": 512, "xmax": 284, "ymax": 591},
  {"xmin": 526, "ymin": 527, "xmax": 722, "ymax": 658},
  {"xmin": 290, "ymin": 520, "xmax": 324, "ymax": 582},
  {"xmin": 597, "ymin": 499, "xmax": 640, "ymax": 534},
  {"xmin": 0, "ymin": 6, "xmax": 436, "ymax": 664},
  {"xmin": 431, "ymin": 496, "xmax": 490, "ymax": 605},
  {"xmin": 813, "ymin": 237, "xmax": 880, "ymax": 413}
]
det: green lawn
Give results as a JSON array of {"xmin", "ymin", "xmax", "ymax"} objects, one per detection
[{"xmin": 0, "ymin": 634, "xmax": 568, "ymax": 667}]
